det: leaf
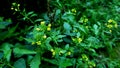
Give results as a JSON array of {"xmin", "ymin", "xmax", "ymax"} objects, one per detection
[
  {"xmin": 34, "ymin": 19, "xmax": 43, "ymax": 23},
  {"xmin": 27, "ymin": 11, "xmax": 34, "ymax": 16},
  {"xmin": 2, "ymin": 43, "xmax": 12, "ymax": 62},
  {"xmin": 13, "ymin": 47, "xmax": 36, "ymax": 57},
  {"xmin": 0, "ymin": 23, "xmax": 19, "ymax": 41},
  {"xmin": 30, "ymin": 53, "xmax": 41, "ymax": 68},
  {"xmin": 93, "ymin": 24, "xmax": 99, "ymax": 35},
  {"xmin": 14, "ymin": 58, "xmax": 26, "ymax": 68},
  {"xmin": 29, "ymin": 14, "xmax": 37, "ymax": 18},
  {"xmin": 0, "ymin": 52, "xmax": 3, "ymax": 59},
  {"xmin": 65, "ymin": 44, "xmax": 69, "ymax": 50},
  {"xmin": 63, "ymin": 22, "xmax": 71, "ymax": 31},
  {"xmin": 0, "ymin": 22, "xmax": 12, "ymax": 29},
  {"xmin": 79, "ymin": 25, "xmax": 86, "ymax": 34}
]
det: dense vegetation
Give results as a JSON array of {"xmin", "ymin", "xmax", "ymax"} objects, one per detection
[{"xmin": 0, "ymin": 0, "xmax": 120, "ymax": 68}]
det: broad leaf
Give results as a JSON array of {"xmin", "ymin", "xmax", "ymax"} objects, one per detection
[
  {"xmin": 14, "ymin": 58, "xmax": 26, "ymax": 68},
  {"xmin": 30, "ymin": 53, "xmax": 41, "ymax": 68}
]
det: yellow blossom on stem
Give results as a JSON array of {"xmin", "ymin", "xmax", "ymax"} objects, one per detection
[
  {"xmin": 11, "ymin": 7, "xmax": 14, "ymax": 10},
  {"xmin": 82, "ymin": 54, "xmax": 88, "ymax": 61},
  {"xmin": 108, "ymin": 19, "xmax": 113, "ymax": 23},
  {"xmin": 18, "ymin": 4, "xmax": 20, "ymax": 6},
  {"xmin": 114, "ymin": 24, "xmax": 118, "ymax": 28},
  {"xmin": 48, "ymin": 24, "xmax": 51, "ymax": 27},
  {"xmin": 50, "ymin": 49, "xmax": 54, "ymax": 52},
  {"xmin": 50, "ymin": 49, "xmax": 55, "ymax": 57},
  {"xmin": 36, "ymin": 41, "xmax": 41, "ymax": 45},
  {"xmin": 36, "ymin": 28, "xmax": 40, "ymax": 31},
  {"xmin": 59, "ymin": 51, "xmax": 64, "ymax": 55},
  {"xmin": 84, "ymin": 18, "xmax": 88, "ymax": 23},
  {"xmin": 40, "ymin": 21, "xmax": 45, "ymax": 25},
  {"xmin": 52, "ymin": 51, "xmax": 55, "ymax": 56},
  {"xmin": 43, "ymin": 35, "xmax": 47, "ymax": 39},
  {"xmin": 77, "ymin": 38, "xmax": 82, "ymax": 43},
  {"xmin": 109, "ymin": 30, "xmax": 112, "ymax": 33},
  {"xmin": 107, "ymin": 24, "xmax": 113, "ymax": 28},
  {"xmin": 32, "ymin": 42, "xmax": 35, "ymax": 45},
  {"xmin": 71, "ymin": 8, "xmax": 76, "ymax": 13},
  {"xmin": 67, "ymin": 52, "xmax": 71, "ymax": 55},
  {"xmin": 47, "ymin": 27, "xmax": 51, "ymax": 31}
]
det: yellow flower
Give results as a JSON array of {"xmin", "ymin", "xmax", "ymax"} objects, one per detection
[
  {"xmin": 84, "ymin": 18, "xmax": 88, "ymax": 23},
  {"xmin": 48, "ymin": 24, "xmax": 51, "ymax": 27},
  {"xmin": 107, "ymin": 24, "xmax": 113, "ymax": 28},
  {"xmin": 36, "ymin": 41, "xmax": 41, "ymax": 45},
  {"xmin": 82, "ymin": 54, "xmax": 88, "ymax": 61},
  {"xmin": 11, "ymin": 7, "xmax": 14, "ymax": 10},
  {"xmin": 32, "ymin": 42, "xmax": 35, "ymax": 45},
  {"xmin": 47, "ymin": 27, "xmax": 51, "ymax": 31},
  {"xmin": 108, "ymin": 19, "xmax": 113, "ymax": 23},
  {"xmin": 78, "ymin": 38, "xmax": 82, "ymax": 43},
  {"xmin": 50, "ymin": 49, "xmax": 55, "ymax": 56},
  {"xmin": 15, "ymin": 9, "xmax": 18, "ymax": 11},
  {"xmin": 71, "ymin": 8, "xmax": 76, "ymax": 13},
  {"xmin": 59, "ymin": 51, "xmax": 64, "ymax": 55},
  {"xmin": 36, "ymin": 28, "xmax": 40, "ymax": 31},
  {"xmin": 40, "ymin": 21, "xmax": 45, "ymax": 25},
  {"xmin": 43, "ymin": 35, "xmax": 47, "ymax": 39},
  {"xmin": 52, "ymin": 51, "xmax": 55, "ymax": 56},
  {"xmin": 18, "ymin": 4, "xmax": 20, "ymax": 6},
  {"xmin": 109, "ymin": 30, "xmax": 112, "ymax": 33},
  {"xmin": 50, "ymin": 49, "xmax": 54, "ymax": 52},
  {"xmin": 88, "ymin": 61, "xmax": 96, "ymax": 67},
  {"xmin": 114, "ymin": 23, "xmax": 118, "ymax": 28},
  {"xmin": 67, "ymin": 52, "xmax": 71, "ymax": 55},
  {"xmin": 12, "ymin": 3, "xmax": 16, "ymax": 6}
]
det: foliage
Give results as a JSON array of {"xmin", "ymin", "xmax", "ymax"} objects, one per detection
[{"xmin": 0, "ymin": 0, "xmax": 120, "ymax": 68}]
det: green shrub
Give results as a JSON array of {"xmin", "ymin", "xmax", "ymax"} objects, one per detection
[{"xmin": 0, "ymin": 0, "xmax": 120, "ymax": 68}]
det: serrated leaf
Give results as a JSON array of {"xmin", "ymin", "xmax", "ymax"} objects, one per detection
[
  {"xmin": 30, "ymin": 53, "xmax": 41, "ymax": 68},
  {"xmin": 14, "ymin": 58, "xmax": 26, "ymax": 68}
]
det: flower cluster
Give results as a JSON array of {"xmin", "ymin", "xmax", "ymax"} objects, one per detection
[
  {"xmin": 72, "ymin": 37, "xmax": 82, "ymax": 43},
  {"xmin": 106, "ymin": 19, "xmax": 118, "ymax": 28},
  {"xmin": 11, "ymin": 2, "xmax": 20, "ymax": 11},
  {"xmin": 79, "ymin": 16, "xmax": 88, "ymax": 23}
]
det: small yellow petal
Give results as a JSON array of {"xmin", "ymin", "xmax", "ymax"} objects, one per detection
[
  {"xmin": 36, "ymin": 28, "xmax": 40, "ymax": 31},
  {"xmin": 48, "ymin": 24, "xmax": 51, "ymax": 27},
  {"xmin": 47, "ymin": 27, "xmax": 51, "ymax": 31},
  {"xmin": 43, "ymin": 35, "xmax": 47, "ymax": 39},
  {"xmin": 41, "ymin": 21, "xmax": 45, "ymax": 25},
  {"xmin": 108, "ymin": 19, "xmax": 113, "ymax": 23}
]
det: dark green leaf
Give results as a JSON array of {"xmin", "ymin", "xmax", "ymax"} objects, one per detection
[{"xmin": 14, "ymin": 58, "xmax": 26, "ymax": 68}]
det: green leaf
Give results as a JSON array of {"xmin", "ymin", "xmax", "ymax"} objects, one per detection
[
  {"xmin": 13, "ymin": 47, "xmax": 36, "ymax": 57},
  {"xmin": 93, "ymin": 24, "xmax": 99, "ymax": 35},
  {"xmin": 0, "ymin": 52, "xmax": 3, "ymax": 59},
  {"xmin": 63, "ymin": 22, "xmax": 71, "ymax": 31},
  {"xmin": 2, "ymin": 43, "xmax": 12, "ymax": 62},
  {"xmin": 30, "ymin": 53, "xmax": 41, "ymax": 68},
  {"xmin": 14, "ymin": 58, "xmax": 26, "ymax": 68},
  {"xmin": 0, "ymin": 22, "xmax": 11, "ymax": 29},
  {"xmin": 65, "ymin": 44, "xmax": 69, "ymax": 50}
]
